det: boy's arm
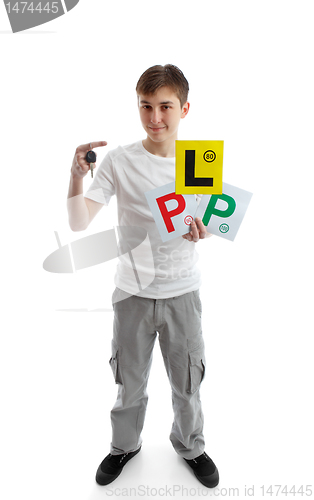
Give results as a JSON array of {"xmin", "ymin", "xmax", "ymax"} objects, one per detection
[{"xmin": 67, "ymin": 141, "xmax": 107, "ymax": 231}]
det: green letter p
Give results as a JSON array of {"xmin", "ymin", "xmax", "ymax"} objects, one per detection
[{"xmin": 202, "ymin": 194, "xmax": 236, "ymax": 226}]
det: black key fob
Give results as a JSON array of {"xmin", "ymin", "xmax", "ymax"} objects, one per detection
[{"xmin": 85, "ymin": 150, "xmax": 96, "ymax": 163}]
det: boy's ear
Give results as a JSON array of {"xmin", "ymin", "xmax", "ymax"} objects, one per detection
[{"xmin": 181, "ymin": 101, "xmax": 190, "ymax": 119}]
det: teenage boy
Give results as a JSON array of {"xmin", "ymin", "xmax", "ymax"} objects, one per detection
[{"xmin": 67, "ymin": 65, "xmax": 219, "ymax": 488}]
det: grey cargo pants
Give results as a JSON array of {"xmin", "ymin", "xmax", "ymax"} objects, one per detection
[{"xmin": 109, "ymin": 288, "xmax": 206, "ymax": 460}]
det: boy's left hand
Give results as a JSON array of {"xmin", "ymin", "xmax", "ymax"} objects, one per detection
[{"xmin": 182, "ymin": 217, "xmax": 212, "ymax": 242}]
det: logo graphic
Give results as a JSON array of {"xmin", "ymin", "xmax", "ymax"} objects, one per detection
[
  {"xmin": 175, "ymin": 140, "xmax": 224, "ymax": 195},
  {"xmin": 3, "ymin": 0, "xmax": 80, "ymax": 33},
  {"xmin": 184, "ymin": 215, "xmax": 193, "ymax": 225},
  {"xmin": 43, "ymin": 227, "xmax": 155, "ymax": 302},
  {"xmin": 219, "ymin": 223, "xmax": 229, "ymax": 233},
  {"xmin": 203, "ymin": 150, "xmax": 216, "ymax": 163}
]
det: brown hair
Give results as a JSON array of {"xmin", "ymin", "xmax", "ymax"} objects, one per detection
[{"xmin": 136, "ymin": 64, "xmax": 189, "ymax": 108}]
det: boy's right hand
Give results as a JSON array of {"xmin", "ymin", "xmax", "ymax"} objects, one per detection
[{"xmin": 71, "ymin": 141, "xmax": 107, "ymax": 178}]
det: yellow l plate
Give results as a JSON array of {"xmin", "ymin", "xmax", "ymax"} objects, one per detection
[{"xmin": 175, "ymin": 140, "xmax": 224, "ymax": 194}]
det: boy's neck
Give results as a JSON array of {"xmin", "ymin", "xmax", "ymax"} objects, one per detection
[{"xmin": 142, "ymin": 136, "xmax": 176, "ymax": 158}]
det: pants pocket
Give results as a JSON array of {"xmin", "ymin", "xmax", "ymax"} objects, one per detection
[
  {"xmin": 109, "ymin": 340, "xmax": 123, "ymax": 385},
  {"xmin": 193, "ymin": 290, "xmax": 202, "ymax": 316},
  {"xmin": 187, "ymin": 337, "xmax": 205, "ymax": 394}
]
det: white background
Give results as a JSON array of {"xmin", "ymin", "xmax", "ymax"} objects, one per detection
[{"xmin": 1, "ymin": 1, "xmax": 313, "ymax": 499}]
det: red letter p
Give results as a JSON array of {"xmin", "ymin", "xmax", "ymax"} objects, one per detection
[{"xmin": 156, "ymin": 193, "xmax": 186, "ymax": 233}]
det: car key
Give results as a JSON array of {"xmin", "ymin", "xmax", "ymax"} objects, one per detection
[{"xmin": 85, "ymin": 149, "xmax": 96, "ymax": 178}]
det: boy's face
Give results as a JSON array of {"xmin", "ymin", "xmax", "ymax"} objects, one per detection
[{"xmin": 137, "ymin": 87, "xmax": 189, "ymax": 145}]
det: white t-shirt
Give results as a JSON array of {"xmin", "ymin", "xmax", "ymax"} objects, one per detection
[{"xmin": 84, "ymin": 140, "xmax": 202, "ymax": 299}]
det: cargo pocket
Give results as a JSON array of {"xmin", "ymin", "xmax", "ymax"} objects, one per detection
[
  {"xmin": 187, "ymin": 337, "xmax": 205, "ymax": 394},
  {"xmin": 109, "ymin": 340, "xmax": 123, "ymax": 385}
]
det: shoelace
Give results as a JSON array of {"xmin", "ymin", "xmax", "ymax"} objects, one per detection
[
  {"xmin": 119, "ymin": 453, "xmax": 129, "ymax": 464},
  {"xmin": 192, "ymin": 452, "xmax": 209, "ymax": 464},
  {"xmin": 109, "ymin": 452, "xmax": 129, "ymax": 465}
]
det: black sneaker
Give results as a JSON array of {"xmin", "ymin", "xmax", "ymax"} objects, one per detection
[
  {"xmin": 184, "ymin": 452, "xmax": 219, "ymax": 488},
  {"xmin": 95, "ymin": 447, "xmax": 141, "ymax": 485}
]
